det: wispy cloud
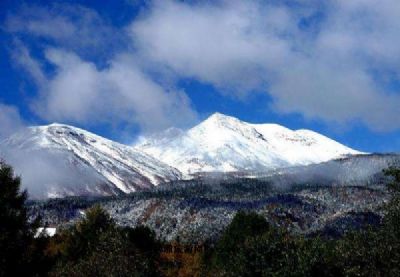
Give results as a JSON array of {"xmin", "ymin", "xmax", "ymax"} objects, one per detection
[
  {"xmin": 11, "ymin": 40, "xmax": 47, "ymax": 86},
  {"xmin": 0, "ymin": 104, "xmax": 25, "ymax": 139},
  {"xmin": 5, "ymin": 3, "xmax": 124, "ymax": 58},
  {"xmin": 32, "ymin": 48, "xmax": 197, "ymax": 132},
  {"xmin": 5, "ymin": 2, "xmax": 197, "ymax": 133}
]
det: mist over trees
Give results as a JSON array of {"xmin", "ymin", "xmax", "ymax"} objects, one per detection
[
  {"xmin": 2, "ymin": 163, "xmax": 400, "ymax": 276},
  {"xmin": 0, "ymin": 162, "xmax": 48, "ymax": 276}
]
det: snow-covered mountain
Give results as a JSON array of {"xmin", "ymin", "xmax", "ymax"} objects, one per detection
[
  {"xmin": 0, "ymin": 124, "xmax": 181, "ymax": 199},
  {"xmin": 0, "ymin": 113, "xmax": 364, "ymax": 199},
  {"xmin": 136, "ymin": 113, "xmax": 363, "ymax": 175}
]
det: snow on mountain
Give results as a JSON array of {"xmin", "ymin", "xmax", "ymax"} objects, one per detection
[
  {"xmin": 0, "ymin": 113, "xmax": 364, "ymax": 199},
  {"xmin": 135, "ymin": 113, "xmax": 363, "ymax": 175},
  {"xmin": 0, "ymin": 123, "xmax": 181, "ymax": 199}
]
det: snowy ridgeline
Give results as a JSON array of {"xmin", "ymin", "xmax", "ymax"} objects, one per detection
[
  {"xmin": 0, "ymin": 123, "xmax": 181, "ymax": 199},
  {"xmin": 0, "ymin": 113, "xmax": 366, "ymax": 199},
  {"xmin": 135, "ymin": 112, "xmax": 363, "ymax": 175}
]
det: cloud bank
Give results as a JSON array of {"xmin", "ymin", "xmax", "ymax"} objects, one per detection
[
  {"xmin": 4, "ymin": 0, "xmax": 400, "ymax": 134},
  {"xmin": 131, "ymin": 0, "xmax": 400, "ymax": 131}
]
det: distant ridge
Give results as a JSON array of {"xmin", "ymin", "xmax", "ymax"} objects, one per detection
[{"xmin": 135, "ymin": 112, "xmax": 363, "ymax": 175}]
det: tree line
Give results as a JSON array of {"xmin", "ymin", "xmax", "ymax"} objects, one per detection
[{"xmin": 2, "ymin": 161, "xmax": 400, "ymax": 276}]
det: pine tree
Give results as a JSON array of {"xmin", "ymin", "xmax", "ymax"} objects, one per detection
[{"xmin": 0, "ymin": 162, "xmax": 36, "ymax": 276}]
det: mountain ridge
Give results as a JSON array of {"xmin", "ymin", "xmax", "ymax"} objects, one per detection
[
  {"xmin": 136, "ymin": 113, "xmax": 363, "ymax": 175},
  {"xmin": 0, "ymin": 123, "xmax": 181, "ymax": 199},
  {"xmin": 0, "ymin": 113, "xmax": 364, "ymax": 199}
]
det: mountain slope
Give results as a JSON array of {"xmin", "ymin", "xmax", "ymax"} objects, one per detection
[
  {"xmin": 136, "ymin": 113, "xmax": 363, "ymax": 175},
  {"xmin": 29, "ymin": 153, "xmax": 400, "ymax": 243},
  {"xmin": 0, "ymin": 124, "xmax": 181, "ymax": 199}
]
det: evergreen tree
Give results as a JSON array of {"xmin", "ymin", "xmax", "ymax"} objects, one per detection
[
  {"xmin": 51, "ymin": 205, "xmax": 161, "ymax": 277},
  {"xmin": 0, "ymin": 162, "xmax": 41, "ymax": 276},
  {"xmin": 211, "ymin": 211, "xmax": 287, "ymax": 276}
]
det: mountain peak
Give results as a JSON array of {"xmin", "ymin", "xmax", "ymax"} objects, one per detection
[
  {"xmin": 1, "ymin": 123, "xmax": 181, "ymax": 198},
  {"xmin": 48, "ymin": 122, "xmax": 66, "ymax": 127},
  {"xmin": 198, "ymin": 113, "xmax": 243, "ymax": 130},
  {"xmin": 205, "ymin": 112, "xmax": 238, "ymax": 122},
  {"xmin": 39, "ymin": 123, "xmax": 80, "ymax": 131},
  {"xmin": 137, "ymin": 114, "xmax": 362, "ymax": 175},
  {"xmin": 41, "ymin": 123, "xmax": 85, "ymax": 131}
]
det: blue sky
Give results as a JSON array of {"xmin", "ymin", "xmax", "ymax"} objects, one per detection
[{"xmin": 1, "ymin": 0, "xmax": 400, "ymax": 153}]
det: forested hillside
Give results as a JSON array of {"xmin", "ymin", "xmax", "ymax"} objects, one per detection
[{"xmin": 3, "ymin": 162, "xmax": 400, "ymax": 276}]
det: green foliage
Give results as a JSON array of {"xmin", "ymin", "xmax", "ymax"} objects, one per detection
[
  {"xmin": 4, "ymin": 164, "xmax": 400, "ymax": 276},
  {"xmin": 384, "ymin": 166, "xmax": 400, "ymax": 193},
  {"xmin": 298, "ymin": 167, "xmax": 400, "ymax": 276},
  {"xmin": 296, "ymin": 237, "xmax": 341, "ymax": 277},
  {"xmin": 207, "ymin": 196, "xmax": 400, "ymax": 277},
  {"xmin": 212, "ymin": 211, "xmax": 268, "ymax": 270},
  {"xmin": 53, "ymin": 204, "xmax": 115, "ymax": 262},
  {"xmin": 51, "ymin": 228, "xmax": 159, "ymax": 277},
  {"xmin": 211, "ymin": 211, "xmax": 300, "ymax": 276},
  {"xmin": 50, "ymin": 205, "xmax": 161, "ymax": 277},
  {"xmin": 121, "ymin": 225, "xmax": 161, "ymax": 262}
]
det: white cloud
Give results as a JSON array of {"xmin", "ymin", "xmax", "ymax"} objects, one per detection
[
  {"xmin": 11, "ymin": 40, "xmax": 46, "ymax": 86},
  {"xmin": 5, "ymin": 3, "xmax": 197, "ymax": 133},
  {"xmin": 131, "ymin": 1, "xmax": 291, "ymax": 93},
  {"xmin": 5, "ymin": 3, "xmax": 123, "ymax": 57},
  {"xmin": 0, "ymin": 104, "xmax": 25, "ymax": 139},
  {"xmin": 32, "ymin": 48, "xmax": 197, "ymax": 132},
  {"xmin": 131, "ymin": 0, "xmax": 400, "ymax": 131},
  {"xmin": 6, "ymin": 0, "xmax": 400, "ymax": 132}
]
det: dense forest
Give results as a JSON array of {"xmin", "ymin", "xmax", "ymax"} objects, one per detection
[{"xmin": 2, "ymin": 162, "xmax": 400, "ymax": 276}]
